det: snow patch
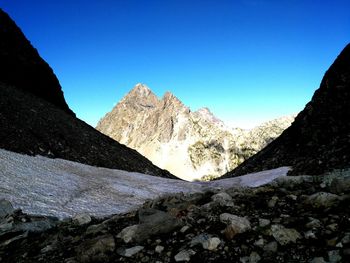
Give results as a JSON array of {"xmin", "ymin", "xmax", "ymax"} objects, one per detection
[{"xmin": 0, "ymin": 149, "xmax": 290, "ymax": 218}]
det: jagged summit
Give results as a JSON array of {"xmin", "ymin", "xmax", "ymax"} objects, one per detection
[
  {"xmin": 97, "ymin": 84, "xmax": 294, "ymax": 180},
  {"xmin": 223, "ymin": 43, "xmax": 350, "ymax": 178}
]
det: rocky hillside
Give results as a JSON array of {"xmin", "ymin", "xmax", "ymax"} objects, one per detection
[
  {"xmin": 223, "ymin": 43, "xmax": 350, "ymax": 178},
  {"xmin": 1, "ymin": 169, "xmax": 349, "ymax": 262},
  {"xmin": 0, "ymin": 9, "xmax": 174, "ymax": 179},
  {"xmin": 96, "ymin": 84, "xmax": 294, "ymax": 181}
]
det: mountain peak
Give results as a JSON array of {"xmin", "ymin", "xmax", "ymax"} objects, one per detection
[{"xmin": 131, "ymin": 83, "xmax": 153, "ymax": 97}]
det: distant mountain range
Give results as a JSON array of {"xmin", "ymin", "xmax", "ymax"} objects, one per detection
[{"xmin": 96, "ymin": 84, "xmax": 295, "ymax": 181}]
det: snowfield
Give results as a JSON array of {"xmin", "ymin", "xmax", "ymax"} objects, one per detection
[{"xmin": 0, "ymin": 149, "xmax": 290, "ymax": 218}]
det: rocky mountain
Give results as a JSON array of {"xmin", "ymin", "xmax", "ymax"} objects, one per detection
[
  {"xmin": 0, "ymin": 9, "xmax": 174, "ymax": 179},
  {"xmin": 96, "ymin": 84, "xmax": 294, "ymax": 181},
  {"xmin": 223, "ymin": 43, "xmax": 350, "ymax": 178}
]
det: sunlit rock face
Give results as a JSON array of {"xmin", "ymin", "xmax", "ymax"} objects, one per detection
[
  {"xmin": 97, "ymin": 83, "xmax": 294, "ymax": 181},
  {"xmin": 223, "ymin": 43, "xmax": 350, "ymax": 178}
]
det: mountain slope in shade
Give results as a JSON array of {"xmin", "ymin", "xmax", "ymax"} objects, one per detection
[
  {"xmin": 0, "ymin": 8, "xmax": 74, "ymax": 116},
  {"xmin": 0, "ymin": 9, "xmax": 174, "ymax": 179},
  {"xmin": 223, "ymin": 43, "xmax": 350, "ymax": 178},
  {"xmin": 97, "ymin": 83, "xmax": 294, "ymax": 181}
]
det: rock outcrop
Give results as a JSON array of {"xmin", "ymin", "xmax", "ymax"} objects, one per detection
[
  {"xmin": 97, "ymin": 84, "xmax": 294, "ymax": 181},
  {"xmin": 0, "ymin": 9, "xmax": 174, "ymax": 179},
  {"xmin": 223, "ymin": 43, "xmax": 350, "ymax": 178}
]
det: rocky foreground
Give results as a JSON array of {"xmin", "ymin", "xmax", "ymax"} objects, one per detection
[{"xmin": 1, "ymin": 170, "xmax": 349, "ymax": 263}]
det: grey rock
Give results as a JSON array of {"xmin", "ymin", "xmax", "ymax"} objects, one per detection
[
  {"xmin": 306, "ymin": 218, "xmax": 322, "ymax": 229},
  {"xmin": 77, "ymin": 234, "xmax": 115, "ymax": 263},
  {"xmin": 174, "ymin": 249, "xmax": 196, "ymax": 262},
  {"xmin": 202, "ymin": 237, "xmax": 221, "ymax": 250},
  {"xmin": 155, "ymin": 245, "xmax": 164, "ymax": 253},
  {"xmin": 118, "ymin": 209, "xmax": 182, "ymax": 243},
  {"xmin": 220, "ymin": 213, "xmax": 251, "ymax": 239},
  {"xmin": 263, "ymin": 241, "xmax": 278, "ymax": 253},
  {"xmin": 304, "ymin": 192, "xmax": 341, "ymax": 208},
  {"xmin": 268, "ymin": 196, "xmax": 279, "ymax": 208},
  {"xmin": 259, "ymin": 218, "xmax": 271, "ymax": 227},
  {"xmin": 0, "ymin": 199, "xmax": 14, "ymax": 218},
  {"xmin": 271, "ymin": 224, "xmax": 301, "ymax": 245},
  {"xmin": 211, "ymin": 192, "xmax": 234, "ymax": 206},
  {"xmin": 310, "ymin": 257, "xmax": 326, "ymax": 263},
  {"xmin": 328, "ymin": 250, "xmax": 342, "ymax": 263},
  {"xmin": 249, "ymin": 251, "xmax": 261, "ymax": 263},
  {"xmin": 73, "ymin": 213, "xmax": 91, "ymax": 225},
  {"xmin": 117, "ymin": 246, "xmax": 144, "ymax": 258}
]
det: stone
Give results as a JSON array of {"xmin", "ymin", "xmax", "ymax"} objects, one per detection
[
  {"xmin": 220, "ymin": 213, "xmax": 251, "ymax": 239},
  {"xmin": 249, "ymin": 251, "xmax": 261, "ymax": 263},
  {"xmin": 0, "ymin": 199, "xmax": 14, "ymax": 218},
  {"xmin": 77, "ymin": 234, "xmax": 115, "ymax": 263},
  {"xmin": 271, "ymin": 224, "xmax": 301, "ymax": 245},
  {"xmin": 117, "ymin": 210, "xmax": 182, "ymax": 243},
  {"xmin": 73, "ymin": 213, "xmax": 91, "ymax": 225},
  {"xmin": 117, "ymin": 225, "xmax": 139, "ymax": 243},
  {"xmin": 180, "ymin": 225, "xmax": 190, "ymax": 233},
  {"xmin": 268, "ymin": 196, "xmax": 279, "ymax": 208},
  {"xmin": 211, "ymin": 192, "xmax": 234, "ymax": 206},
  {"xmin": 155, "ymin": 245, "xmax": 164, "ymax": 253},
  {"xmin": 202, "ymin": 237, "xmax": 221, "ymax": 250},
  {"xmin": 306, "ymin": 218, "xmax": 322, "ymax": 229},
  {"xmin": 117, "ymin": 246, "xmax": 144, "ymax": 258},
  {"xmin": 254, "ymin": 238, "xmax": 265, "ymax": 247},
  {"xmin": 304, "ymin": 192, "xmax": 340, "ymax": 208},
  {"xmin": 310, "ymin": 257, "xmax": 326, "ymax": 263},
  {"xmin": 259, "ymin": 218, "xmax": 271, "ymax": 227},
  {"xmin": 263, "ymin": 241, "xmax": 278, "ymax": 253},
  {"xmin": 304, "ymin": 230, "xmax": 316, "ymax": 239},
  {"xmin": 328, "ymin": 250, "xmax": 342, "ymax": 263},
  {"xmin": 174, "ymin": 249, "xmax": 196, "ymax": 262}
]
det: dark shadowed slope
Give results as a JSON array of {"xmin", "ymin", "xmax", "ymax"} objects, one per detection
[
  {"xmin": 0, "ymin": 9, "xmax": 74, "ymax": 116},
  {"xmin": 0, "ymin": 9, "xmax": 174, "ymax": 179},
  {"xmin": 223, "ymin": 43, "xmax": 350, "ymax": 178}
]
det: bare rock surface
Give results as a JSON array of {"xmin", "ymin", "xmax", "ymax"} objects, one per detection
[{"xmin": 96, "ymin": 83, "xmax": 294, "ymax": 181}]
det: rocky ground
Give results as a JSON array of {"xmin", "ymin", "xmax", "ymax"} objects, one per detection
[{"xmin": 1, "ymin": 170, "xmax": 349, "ymax": 263}]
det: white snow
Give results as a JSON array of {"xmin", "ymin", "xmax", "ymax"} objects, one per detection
[{"xmin": 0, "ymin": 149, "xmax": 290, "ymax": 218}]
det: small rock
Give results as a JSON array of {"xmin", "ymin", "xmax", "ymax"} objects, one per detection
[
  {"xmin": 174, "ymin": 249, "xmax": 196, "ymax": 262},
  {"xmin": 117, "ymin": 225, "xmax": 139, "ymax": 243},
  {"xmin": 304, "ymin": 230, "xmax": 316, "ymax": 239},
  {"xmin": 155, "ymin": 245, "xmax": 164, "ymax": 253},
  {"xmin": 0, "ymin": 222, "xmax": 13, "ymax": 232},
  {"xmin": 304, "ymin": 192, "xmax": 340, "ymax": 208},
  {"xmin": 202, "ymin": 237, "xmax": 221, "ymax": 250},
  {"xmin": 268, "ymin": 196, "xmax": 279, "ymax": 208},
  {"xmin": 0, "ymin": 199, "xmax": 14, "ymax": 218},
  {"xmin": 76, "ymin": 234, "xmax": 115, "ymax": 263},
  {"xmin": 259, "ymin": 218, "xmax": 271, "ymax": 228},
  {"xmin": 326, "ymin": 223, "xmax": 338, "ymax": 232},
  {"xmin": 117, "ymin": 246, "xmax": 144, "ymax": 257},
  {"xmin": 328, "ymin": 250, "xmax": 342, "ymax": 263},
  {"xmin": 254, "ymin": 238, "xmax": 265, "ymax": 247},
  {"xmin": 271, "ymin": 224, "xmax": 301, "ymax": 245},
  {"xmin": 220, "ymin": 213, "xmax": 251, "ymax": 239},
  {"xmin": 263, "ymin": 241, "xmax": 278, "ymax": 253},
  {"xmin": 180, "ymin": 225, "xmax": 190, "ymax": 233},
  {"xmin": 310, "ymin": 257, "xmax": 326, "ymax": 263},
  {"xmin": 341, "ymin": 233, "xmax": 350, "ymax": 244},
  {"xmin": 306, "ymin": 218, "xmax": 322, "ymax": 229},
  {"xmin": 249, "ymin": 251, "xmax": 261, "ymax": 263},
  {"xmin": 73, "ymin": 213, "xmax": 91, "ymax": 225},
  {"xmin": 211, "ymin": 192, "xmax": 234, "ymax": 206}
]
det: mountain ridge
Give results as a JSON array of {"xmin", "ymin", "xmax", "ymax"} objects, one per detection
[{"xmin": 97, "ymin": 84, "xmax": 294, "ymax": 180}]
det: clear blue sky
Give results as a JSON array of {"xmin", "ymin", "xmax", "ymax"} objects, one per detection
[{"xmin": 1, "ymin": 0, "xmax": 349, "ymax": 128}]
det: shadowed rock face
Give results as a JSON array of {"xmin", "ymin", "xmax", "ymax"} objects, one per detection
[
  {"xmin": 0, "ymin": 9, "xmax": 174, "ymax": 179},
  {"xmin": 223, "ymin": 43, "xmax": 350, "ymax": 178},
  {"xmin": 0, "ymin": 8, "xmax": 74, "ymax": 116}
]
